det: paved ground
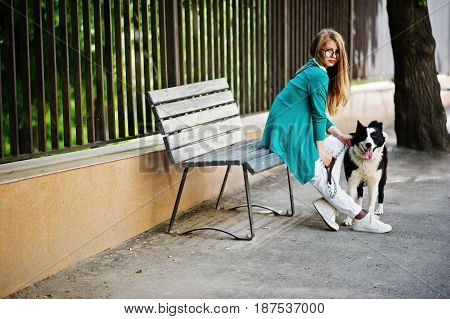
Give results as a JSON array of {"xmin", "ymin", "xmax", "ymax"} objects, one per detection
[{"xmin": 9, "ymin": 128, "xmax": 450, "ymax": 299}]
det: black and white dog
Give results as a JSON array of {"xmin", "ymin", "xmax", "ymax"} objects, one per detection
[{"xmin": 343, "ymin": 120, "xmax": 388, "ymax": 226}]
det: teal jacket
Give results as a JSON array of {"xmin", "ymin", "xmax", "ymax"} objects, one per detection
[{"xmin": 260, "ymin": 58, "xmax": 334, "ymax": 184}]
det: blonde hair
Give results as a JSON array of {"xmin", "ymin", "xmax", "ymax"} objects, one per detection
[{"xmin": 310, "ymin": 28, "xmax": 350, "ymax": 116}]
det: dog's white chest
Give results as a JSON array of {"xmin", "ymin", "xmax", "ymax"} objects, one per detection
[{"xmin": 349, "ymin": 149, "xmax": 383, "ymax": 185}]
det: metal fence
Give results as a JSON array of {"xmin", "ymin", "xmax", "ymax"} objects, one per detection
[{"xmin": 0, "ymin": 0, "xmax": 352, "ymax": 164}]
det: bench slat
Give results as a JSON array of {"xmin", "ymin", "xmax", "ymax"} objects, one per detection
[
  {"xmin": 168, "ymin": 130, "xmax": 243, "ymax": 164},
  {"xmin": 186, "ymin": 139, "xmax": 260, "ymax": 162},
  {"xmin": 159, "ymin": 103, "xmax": 239, "ymax": 134},
  {"xmin": 236, "ymin": 148, "xmax": 272, "ymax": 165},
  {"xmin": 206, "ymin": 139, "xmax": 264, "ymax": 163},
  {"xmin": 166, "ymin": 116, "xmax": 242, "ymax": 149},
  {"xmin": 245, "ymin": 152, "xmax": 284, "ymax": 175},
  {"xmin": 197, "ymin": 148, "xmax": 272, "ymax": 167},
  {"xmin": 182, "ymin": 140, "xmax": 268, "ymax": 167},
  {"xmin": 154, "ymin": 91, "xmax": 235, "ymax": 120},
  {"xmin": 148, "ymin": 78, "xmax": 229, "ymax": 105},
  {"xmin": 181, "ymin": 139, "xmax": 257, "ymax": 167}
]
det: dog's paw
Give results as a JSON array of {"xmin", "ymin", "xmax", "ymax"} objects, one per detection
[
  {"xmin": 342, "ymin": 217, "xmax": 353, "ymax": 226},
  {"xmin": 375, "ymin": 204, "xmax": 384, "ymax": 215}
]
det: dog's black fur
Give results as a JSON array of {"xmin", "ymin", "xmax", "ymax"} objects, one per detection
[{"xmin": 343, "ymin": 120, "xmax": 388, "ymax": 224}]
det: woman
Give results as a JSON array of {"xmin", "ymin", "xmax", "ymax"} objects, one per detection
[{"xmin": 261, "ymin": 29, "xmax": 391, "ymax": 234}]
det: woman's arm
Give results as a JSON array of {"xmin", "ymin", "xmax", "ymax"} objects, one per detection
[{"xmin": 327, "ymin": 125, "xmax": 353, "ymax": 147}]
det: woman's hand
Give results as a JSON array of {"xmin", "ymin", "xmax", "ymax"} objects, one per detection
[
  {"xmin": 337, "ymin": 133, "xmax": 353, "ymax": 147},
  {"xmin": 319, "ymin": 149, "xmax": 332, "ymax": 167},
  {"xmin": 317, "ymin": 141, "xmax": 332, "ymax": 167},
  {"xmin": 328, "ymin": 126, "xmax": 353, "ymax": 147}
]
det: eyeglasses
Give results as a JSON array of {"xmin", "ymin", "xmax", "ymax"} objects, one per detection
[{"xmin": 320, "ymin": 48, "xmax": 339, "ymax": 58}]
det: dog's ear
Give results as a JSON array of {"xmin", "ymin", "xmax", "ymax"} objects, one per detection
[
  {"xmin": 369, "ymin": 120, "xmax": 383, "ymax": 132},
  {"xmin": 356, "ymin": 120, "xmax": 365, "ymax": 131}
]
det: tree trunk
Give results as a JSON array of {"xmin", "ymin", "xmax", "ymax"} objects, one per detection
[{"xmin": 386, "ymin": 0, "xmax": 449, "ymax": 151}]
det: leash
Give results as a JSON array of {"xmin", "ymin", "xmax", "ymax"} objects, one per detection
[{"xmin": 321, "ymin": 145, "xmax": 346, "ymax": 199}]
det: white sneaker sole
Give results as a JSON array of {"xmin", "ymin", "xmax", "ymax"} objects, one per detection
[
  {"xmin": 313, "ymin": 199, "xmax": 339, "ymax": 231},
  {"xmin": 353, "ymin": 224, "xmax": 392, "ymax": 234}
]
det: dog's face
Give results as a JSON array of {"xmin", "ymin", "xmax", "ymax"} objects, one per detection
[{"xmin": 350, "ymin": 120, "xmax": 385, "ymax": 160}]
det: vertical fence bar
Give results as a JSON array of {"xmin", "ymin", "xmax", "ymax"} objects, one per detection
[
  {"xmin": 133, "ymin": 0, "xmax": 144, "ymax": 133},
  {"xmin": 150, "ymin": 0, "xmax": 160, "ymax": 90},
  {"xmin": 59, "ymin": 0, "xmax": 72, "ymax": 147},
  {"xmin": 297, "ymin": 0, "xmax": 301, "ymax": 68},
  {"xmin": 269, "ymin": 0, "xmax": 275, "ymax": 103},
  {"xmin": 292, "ymin": 0, "xmax": 296, "ymax": 73},
  {"xmin": 243, "ymin": 0, "xmax": 249, "ymax": 113},
  {"xmin": 18, "ymin": 0, "xmax": 33, "ymax": 153},
  {"xmin": 142, "ymin": 0, "xmax": 153, "ymax": 132},
  {"xmin": 291, "ymin": 0, "xmax": 296, "ymax": 73},
  {"xmin": 305, "ymin": 0, "xmax": 310, "ymax": 64},
  {"xmin": 177, "ymin": 0, "xmax": 185, "ymax": 84},
  {"xmin": 124, "ymin": 0, "xmax": 135, "ymax": 135},
  {"xmin": 71, "ymin": 0, "xmax": 84, "ymax": 145},
  {"xmin": 298, "ymin": 0, "xmax": 301, "ymax": 66},
  {"xmin": 276, "ymin": 0, "xmax": 281, "ymax": 94},
  {"xmin": 249, "ymin": 0, "xmax": 255, "ymax": 113},
  {"xmin": 232, "ymin": 0, "xmax": 238, "ymax": 97},
  {"xmin": 166, "ymin": 0, "xmax": 180, "ymax": 87},
  {"xmin": 199, "ymin": 0, "xmax": 207, "ymax": 81},
  {"xmin": 5, "ymin": 0, "xmax": 19, "ymax": 156},
  {"xmin": 0, "ymin": 49, "xmax": 3, "ymax": 158},
  {"xmin": 275, "ymin": 0, "xmax": 280, "ymax": 95},
  {"xmin": 206, "ymin": 0, "xmax": 214, "ymax": 80},
  {"xmin": 283, "ymin": 0, "xmax": 289, "ymax": 83},
  {"xmin": 113, "ymin": 0, "xmax": 125, "ymax": 137},
  {"xmin": 315, "ymin": 0, "xmax": 320, "ymax": 34},
  {"xmin": 34, "ymin": 0, "xmax": 46, "ymax": 151},
  {"xmin": 104, "ymin": 0, "xmax": 115, "ymax": 138},
  {"xmin": 255, "ymin": 0, "xmax": 260, "ymax": 112},
  {"xmin": 226, "ymin": 0, "xmax": 232, "ymax": 83},
  {"xmin": 299, "ymin": 0, "xmax": 303, "ymax": 66},
  {"xmin": 94, "ymin": 0, "xmax": 105, "ymax": 141},
  {"xmin": 142, "ymin": 0, "xmax": 151, "ymax": 92},
  {"xmin": 213, "ymin": 0, "xmax": 220, "ymax": 77},
  {"xmin": 256, "ymin": 0, "xmax": 263, "ymax": 112},
  {"xmin": 266, "ymin": 0, "xmax": 272, "ymax": 107},
  {"xmin": 82, "ymin": 0, "xmax": 94, "ymax": 142},
  {"xmin": 192, "ymin": 0, "xmax": 200, "ymax": 82},
  {"xmin": 219, "ymin": 0, "xmax": 225, "ymax": 78},
  {"xmin": 183, "ymin": 0, "xmax": 192, "ymax": 83},
  {"xmin": 159, "ymin": 0, "xmax": 168, "ymax": 88},
  {"xmin": 300, "ymin": 0, "xmax": 304, "ymax": 68},
  {"xmin": 349, "ymin": 0, "xmax": 355, "ymax": 80},
  {"xmin": 238, "ymin": 0, "xmax": 245, "ymax": 113},
  {"xmin": 46, "ymin": 0, "xmax": 59, "ymax": 149}
]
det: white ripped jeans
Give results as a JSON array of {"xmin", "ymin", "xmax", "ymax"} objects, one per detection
[{"xmin": 310, "ymin": 135, "xmax": 362, "ymax": 218}]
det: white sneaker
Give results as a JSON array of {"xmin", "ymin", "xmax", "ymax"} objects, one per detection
[
  {"xmin": 352, "ymin": 213, "xmax": 392, "ymax": 233},
  {"xmin": 313, "ymin": 198, "xmax": 339, "ymax": 231}
]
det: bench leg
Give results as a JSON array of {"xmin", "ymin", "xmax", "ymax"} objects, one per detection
[
  {"xmin": 286, "ymin": 166, "xmax": 295, "ymax": 216},
  {"xmin": 168, "ymin": 166, "xmax": 252, "ymax": 240},
  {"xmin": 215, "ymin": 164, "xmax": 231, "ymax": 209},
  {"xmin": 227, "ymin": 166, "xmax": 295, "ymax": 217},
  {"xmin": 243, "ymin": 164, "xmax": 255, "ymax": 239},
  {"xmin": 168, "ymin": 167, "xmax": 190, "ymax": 233}
]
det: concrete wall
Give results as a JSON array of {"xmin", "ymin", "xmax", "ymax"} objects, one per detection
[
  {"xmin": 0, "ymin": 129, "xmax": 269, "ymax": 297},
  {"xmin": 1, "ymin": 78, "xmax": 449, "ymax": 297}
]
